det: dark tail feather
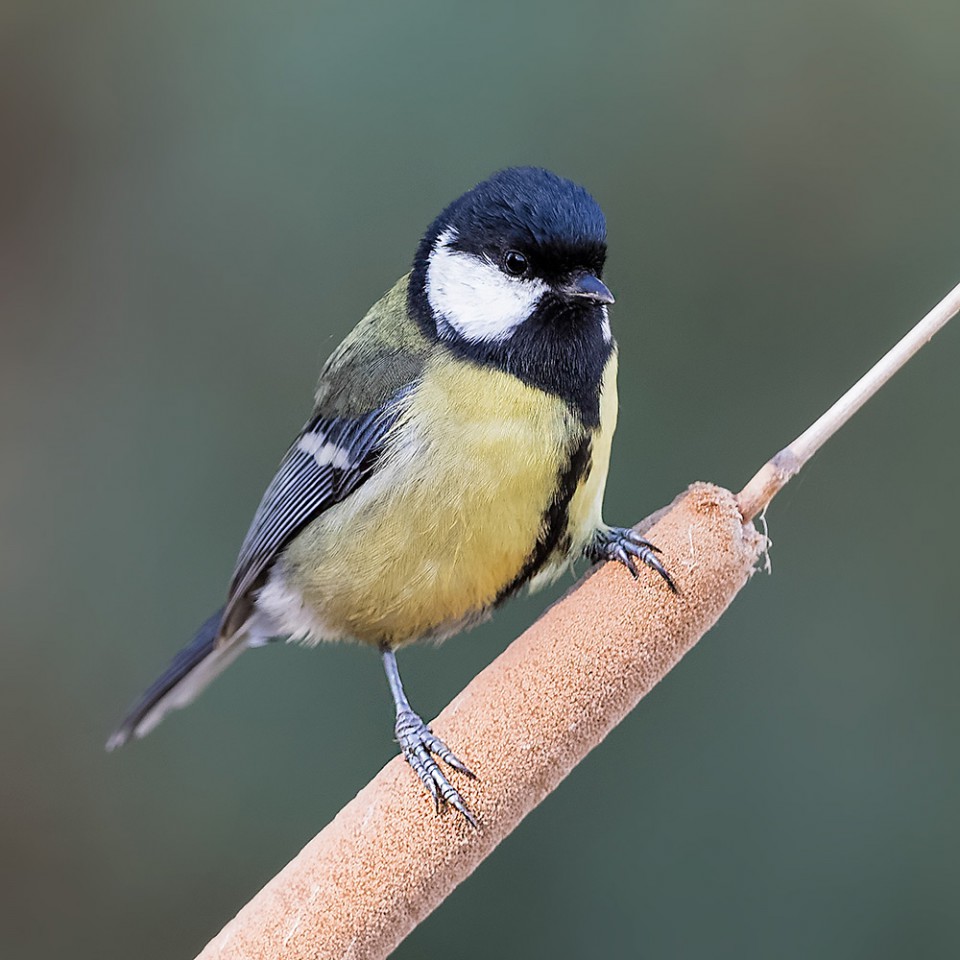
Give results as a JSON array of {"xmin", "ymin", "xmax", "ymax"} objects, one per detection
[{"xmin": 106, "ymin": 606, "xmax": 239, "ymax": 750}]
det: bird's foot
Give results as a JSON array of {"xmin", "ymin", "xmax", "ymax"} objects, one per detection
[
  {"xmin": 587, "ymin": 526, "xmax": 677, "ymax": 593},
  {"xmin": 395, "ymin": 709, "xmax": 478, "ymax": 828}
]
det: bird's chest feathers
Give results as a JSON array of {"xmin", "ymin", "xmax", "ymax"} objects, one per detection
[
  {"xmin": 283, "ymin": 357, "xmax": 602, "ymax": 645},
  {"xmin": 565, "ymin": 352, "xmax": 617, "ymax": 542},
  {"xmin": 410, "ymin": 359, "xmax": 580, "ymax": 523}
]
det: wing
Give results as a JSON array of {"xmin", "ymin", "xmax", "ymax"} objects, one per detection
[{"xmin": 220, "ymin": 393, "xmax": 409, "ymax": 634}]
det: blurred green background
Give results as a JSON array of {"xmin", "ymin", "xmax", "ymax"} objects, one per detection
[{"xmin": 2, "ymin": 2, "xmax": 959, "ymax": 957}]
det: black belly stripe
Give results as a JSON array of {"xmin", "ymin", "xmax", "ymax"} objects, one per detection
[{"xmin": 494, "ymin": 435, "xmax": 593, "ymax": 605}]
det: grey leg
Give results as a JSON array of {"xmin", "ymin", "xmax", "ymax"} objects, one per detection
[{"xmin": 381, "ymin": 646, "xmax": 478, "ymax": 828}]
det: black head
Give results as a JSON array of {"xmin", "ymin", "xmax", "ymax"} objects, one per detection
[{"xmin": 410, "ymin": 167, "xmax": 616, "ymax": 424}]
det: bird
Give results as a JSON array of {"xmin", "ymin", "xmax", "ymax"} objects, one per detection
[{"xmin": 107, "ymin": 166, "xmax": 675, "ymax": 826}]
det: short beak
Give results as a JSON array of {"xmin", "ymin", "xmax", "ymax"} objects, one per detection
[{"xmin": 566, "ymin": 273, "xmax": 615, "ymax": 305}]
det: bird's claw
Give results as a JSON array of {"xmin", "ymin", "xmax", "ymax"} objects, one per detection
[
  {"xmin": 587, "ymin": 526, "xmax": 677, "ymax": 593},
  {"xmin": 395, "ymin": 709, "xmax": 478, "ymax": 828}
]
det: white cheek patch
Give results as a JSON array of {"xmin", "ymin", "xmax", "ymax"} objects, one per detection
[
  {"xmin": 296, "ymin": 432, "xmax": 352, "ymax": 469},
  {"xmin": 426, "ymin": 230, "xmax": 548, "ymax": 343}
]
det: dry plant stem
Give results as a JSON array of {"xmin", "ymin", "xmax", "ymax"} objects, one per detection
[
  {"xmin": 196, "ymin": 484, "xmax": 764, "ymax": 960},
  {"xmin": 737, "ymin": 280, "xmax": 960, "ymax": 521}
]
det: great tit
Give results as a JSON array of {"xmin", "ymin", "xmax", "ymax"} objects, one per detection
[{"xmin": 107, "ymin": 166, "xmax": 675, "ymax": 825}]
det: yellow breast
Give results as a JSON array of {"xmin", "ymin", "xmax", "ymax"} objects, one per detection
[
  {"xmin": 528, "ymin": 350, "xmax": 618, "ymax": 590},
  {"xmin": 564, "ymin": 351, "xmax": 618, "ymax": 549},
  {"xmin": 283, "ymin": 354, "xmax": 586, "ymax": 647}
]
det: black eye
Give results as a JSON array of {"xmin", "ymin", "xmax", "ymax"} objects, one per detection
[{"xmin": 502, "ymin": 250, "xmax": 529, "ymax": 277}]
